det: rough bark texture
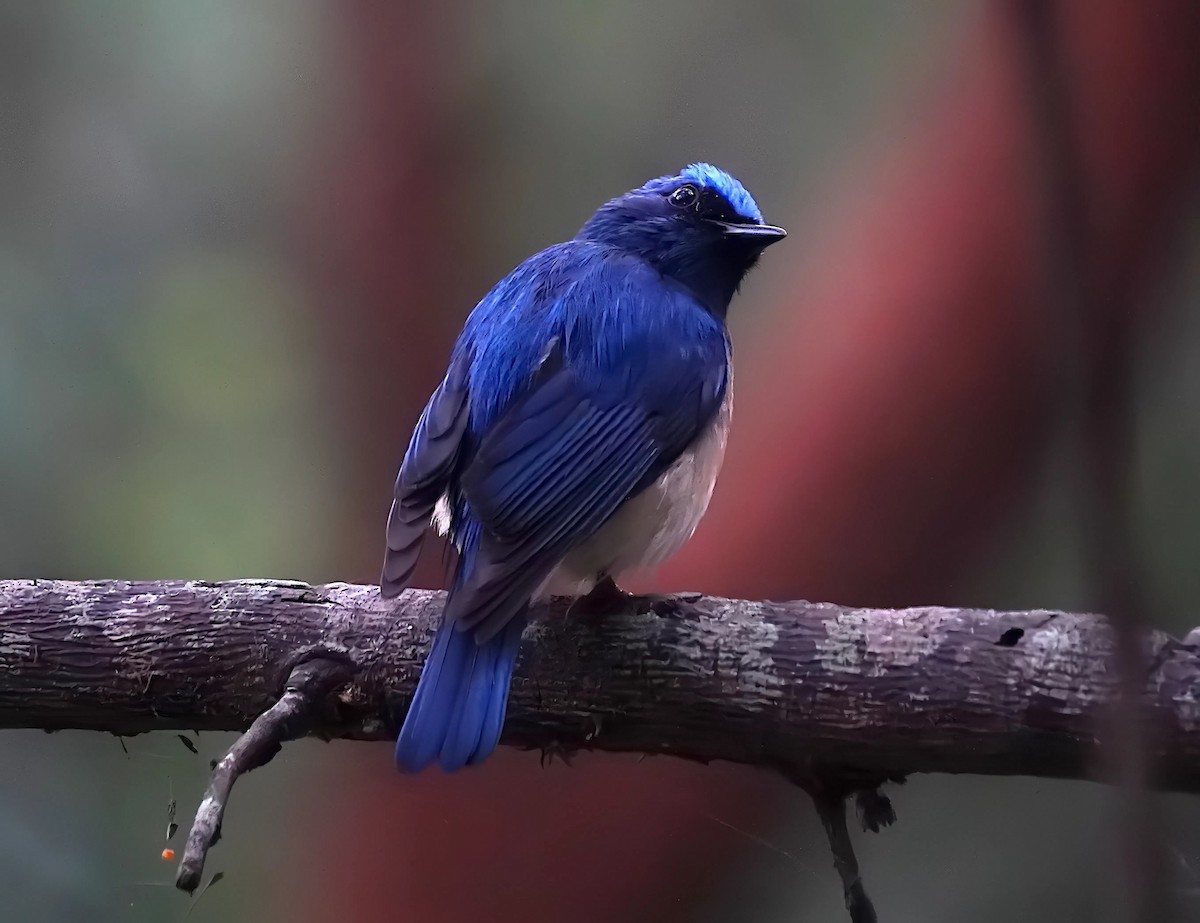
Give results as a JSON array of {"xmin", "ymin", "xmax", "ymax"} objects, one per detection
[{"xmin": 3, "ymin": 579, "xmax": 1200, "ymax": 790}]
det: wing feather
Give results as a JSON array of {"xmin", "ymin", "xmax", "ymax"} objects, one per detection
[{"xmin": 380, "ymin": 358, "xmax": 470, "ymax": 597}]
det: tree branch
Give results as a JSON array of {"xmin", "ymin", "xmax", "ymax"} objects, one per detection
[
  {"xmin": 3, "ymin": 579, "xmax": 1200, "ymax": 788},
  {"xmin": 7, "ymin": 579, "xmax": 1200, "ymax": 918}
]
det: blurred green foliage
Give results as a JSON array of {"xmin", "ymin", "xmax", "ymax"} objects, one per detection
[{"xmin": 0, "ymin": 4, "xmax": 336, "ymax": 921}]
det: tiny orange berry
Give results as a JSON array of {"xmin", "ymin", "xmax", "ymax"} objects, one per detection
[{"xmin": 161, "ymin": 848, "xmax": 175, "ymax": 862}]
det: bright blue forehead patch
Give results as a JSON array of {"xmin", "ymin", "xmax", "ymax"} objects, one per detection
[{"xmin": 680, "ymin": 163, "xmax": 763, "ymax": 224}]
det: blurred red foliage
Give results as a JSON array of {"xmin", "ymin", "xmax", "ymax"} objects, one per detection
[{"xmin": 297, "ymin": 2, "xmax": 1200, "ymax": 920}]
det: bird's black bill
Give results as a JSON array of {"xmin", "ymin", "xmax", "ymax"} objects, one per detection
[{"xmin": 711, "ymin": 221, "xmax": 788, "ymax": 244}]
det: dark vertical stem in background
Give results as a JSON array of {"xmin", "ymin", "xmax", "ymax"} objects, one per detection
[
  {"xmin": 1012, "ymin": 2, "xmax": 1166, "ymax": 920},
  {"xmin": 310, "ymin": 1, "xmax": 471, "ymax": 584}
]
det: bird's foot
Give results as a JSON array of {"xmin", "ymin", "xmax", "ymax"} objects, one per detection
[
  {"xmin": 567, "ymin": 576, "xmax": 701, "ymax": 621},
  {"xmin": 567, "ymin": 576, "xmax": 629, "ymax": 620}
]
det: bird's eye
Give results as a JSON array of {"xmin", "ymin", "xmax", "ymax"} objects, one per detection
[{"xmin": 668, "ymin": 184, "xmax": 698, "ymax": 209}]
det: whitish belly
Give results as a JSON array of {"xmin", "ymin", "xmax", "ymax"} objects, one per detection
[{"xmin": 537, "ymin": 389, "xmax": 732, "ymax": 598}]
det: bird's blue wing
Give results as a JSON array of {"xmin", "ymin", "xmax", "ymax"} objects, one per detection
[
  {"xmin": 380, "ymin": 354, "xmax": 470, "ymax": 597},
  {"xmin": 446, "ymin": 263, "xmax": 729, "ymax": 641},
  {"xmin": 387, "ymin": 245, "xmax": 728, "ymax": 773},
  {"xmin": 465, "ymin": 343, "xmax": 655, "ymax": 541},
  {"xmin": 447, "ymin": 349, "xmax": 658, "ymax": 637}
]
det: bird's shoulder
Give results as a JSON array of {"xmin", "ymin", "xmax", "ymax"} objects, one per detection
[
  {"xmin": 465, "ymin": 239, "xmax": 669, "ymax": 328},
  {"xmin": 457, "ymin": 240, "xmax": 725, "ymax": 433}
]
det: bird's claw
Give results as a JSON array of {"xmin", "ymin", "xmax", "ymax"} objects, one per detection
[
  {"xmin": 567, "ymin": 576, "xmax": 630, "ymax": 620},
  {"xmin": 568, "ymin": 577, "xmax": 702, "ymax": 621}
]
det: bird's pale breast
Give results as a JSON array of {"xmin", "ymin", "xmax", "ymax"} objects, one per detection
[{"xmin": 536, "ymin": 385, "xmax": 732, "ymax": 598}]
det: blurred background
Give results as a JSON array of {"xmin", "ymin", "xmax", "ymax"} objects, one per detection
[{"xmin": 2, "ymin": 1, "xmax": 1200, "ymax": 920}]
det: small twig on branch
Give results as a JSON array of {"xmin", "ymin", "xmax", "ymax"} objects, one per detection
[
  {"xmin": 175, "ymin": 656, "xmax": 353, "ymax": 893},
  {"xmin": 811, "ymin": 788, "xmax": 877, "ymax": 923},
  {"xmin": 855, "ymin": 787, "xmax": 898, "ymax": 834},
  {"xmin": 784, "ymin": 767, "xmax": 895, "ymax": 922}
]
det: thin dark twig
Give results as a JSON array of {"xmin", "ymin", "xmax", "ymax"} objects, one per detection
[
  {"xmin": 786, "ymin": 768, "xmax": 890, "ymax": 923},
  {"xmin": 1012, "ymin": 3, "xmax": 1166, "ymax": 920},
  {"xmin": 175, "ymin": 657, "xmax": 352, "ymax": 893},
  {"xmin": 811, "ymin": 791, "xmax": 878, "ymax": 923}
]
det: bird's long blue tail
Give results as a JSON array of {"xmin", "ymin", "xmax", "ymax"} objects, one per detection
[{"xmin": 395, "ymin": 605, "xmax": 526, "ymax": 772}]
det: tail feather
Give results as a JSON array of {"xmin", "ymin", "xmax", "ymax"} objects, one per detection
[
  {"xmin": 476, "ymin": 627, "xmax": 521, "ymax": 763},
  {"xmin": 395, "ymin": 612, "xmax": 525, "ymax": 772}
]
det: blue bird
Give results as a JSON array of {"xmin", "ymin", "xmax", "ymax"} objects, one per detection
[{"xmin": 381, "ymin": 163, "xmax": 786, "ymax": 772}]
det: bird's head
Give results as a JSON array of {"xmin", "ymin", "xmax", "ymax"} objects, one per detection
[{"xmin": 576, "ymin": 163, "xmax": 787, "ymax": 316}]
